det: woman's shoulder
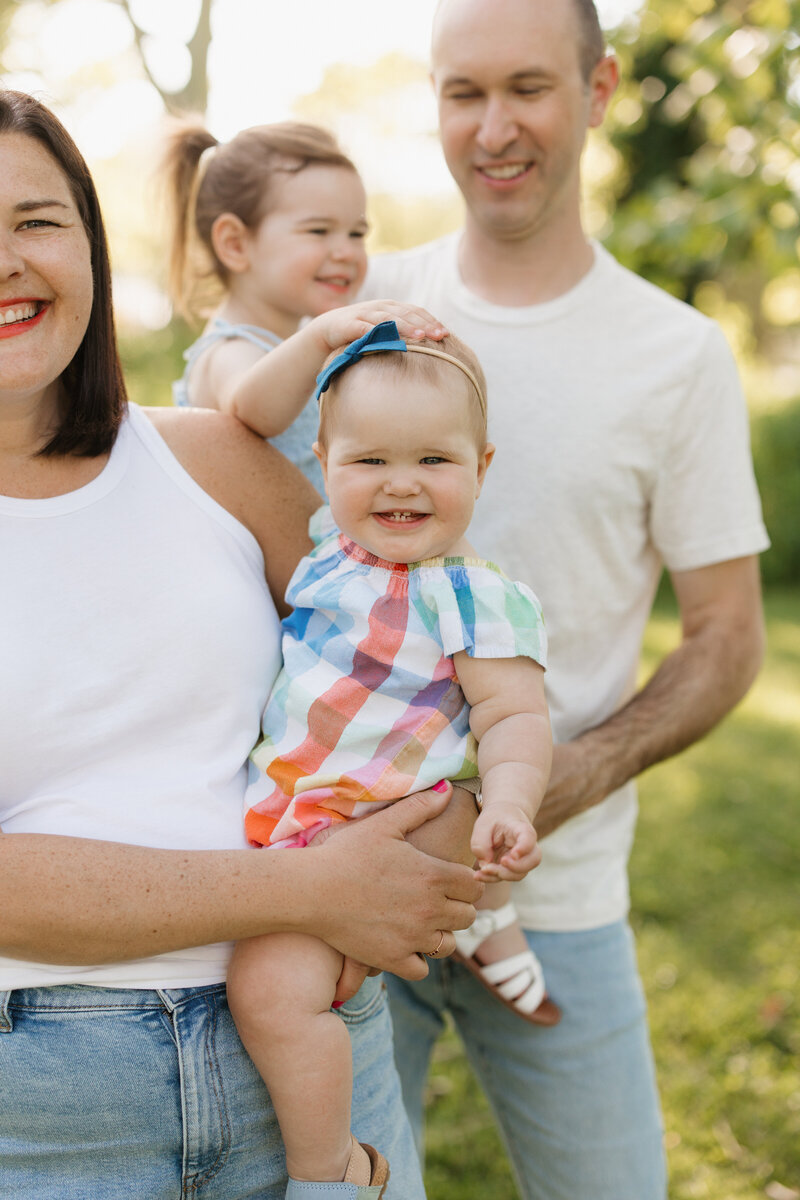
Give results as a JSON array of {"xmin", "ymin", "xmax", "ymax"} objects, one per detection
[
  {"xmin": 144, "ymin": 405, "xmax": 275, "ymax": 489},
  {"xmin": 143, "ymin": 406, "xmax": 318, "ymax": 608}
]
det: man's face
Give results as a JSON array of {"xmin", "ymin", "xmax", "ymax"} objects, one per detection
[{"xmin": 431, "ymin": 0, "xmax": 614, "ymax": 244}]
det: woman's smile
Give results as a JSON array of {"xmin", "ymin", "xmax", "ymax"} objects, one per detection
[
  {"xmin": 0, "ymin": 132, "xmax": 93, "ymax": 411},
  {"xmin": 0, "ymin": 299, "xmax": 48, "ymax": 338}
]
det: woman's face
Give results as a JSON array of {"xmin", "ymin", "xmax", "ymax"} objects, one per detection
[{"xmin": 0, "ymin": 132, "xmax": 93, "ymax": 415}]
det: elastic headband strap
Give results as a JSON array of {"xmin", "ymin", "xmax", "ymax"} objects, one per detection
[
  {"xmin": 315, "ymin": 320, "xmax": 486, "ymax": 419},
  {"xmin": 403, "ymin": 343, "xmax": 486, "ymax": 420}
]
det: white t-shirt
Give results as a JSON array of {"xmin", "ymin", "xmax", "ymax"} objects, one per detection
[
  {"xmin": 0, "ymin": 404, "xmax": 281, "ymax": 988},
  {"xmin": 364, "ymin": 235, "xmax": 769, "ymax": 932}
]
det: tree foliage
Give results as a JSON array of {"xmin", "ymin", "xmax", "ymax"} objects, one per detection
[
  {"xmin": 603, "ymin": 0, "xmax": 800, "ymax": 352},
  {"xmin": 0, "ymin": 0, "xmax": 213, "ymax": 114}
]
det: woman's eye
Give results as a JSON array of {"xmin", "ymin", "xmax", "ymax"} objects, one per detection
[{"xmin": 20, "ymin": 219, "xmax": 56, "ymax": 230}]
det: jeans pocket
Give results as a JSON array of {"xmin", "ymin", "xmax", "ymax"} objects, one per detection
[{"xmin": 337, "ymin": 974, "xmax": 385, "ymax": 1026}]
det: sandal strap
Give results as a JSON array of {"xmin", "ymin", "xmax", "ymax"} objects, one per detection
[
  {"xmin": 286, "ymin": 1141, "xmax": 388, "ymax": 1199},
  {"xmin": 452, "ymin": 901, "xmax": 520, "ymax": 959},
  {"xmin": 476, "ymin": 949, "xmax": 546, "ymax": 1014},
  {"xmin": 286, "ymin": 1179, "xmax": 385, "ymax": 1198}
]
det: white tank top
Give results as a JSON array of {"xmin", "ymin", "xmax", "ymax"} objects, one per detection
[{"xmin": 0, "ymin": 403, "xmax": 281, "ymax": 988}]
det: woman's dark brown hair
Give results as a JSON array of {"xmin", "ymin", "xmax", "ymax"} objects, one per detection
[
  {"xmin": 162, "ymin": 120, "xmax": 359, "ymax": 320},
  {"xmin": 0, "ymin": 89, "xmax": 127, "ymax": 457}
]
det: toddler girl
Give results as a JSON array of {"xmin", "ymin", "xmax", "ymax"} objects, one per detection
[
  {"xmin": 162, "ymin": 119, "xmax": 368, "ymax": 493},
  {"xmin": 226, "ymin": 313, "xmax": 556, "ymax": 1198}
]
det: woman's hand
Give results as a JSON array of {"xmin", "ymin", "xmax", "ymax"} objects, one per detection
[
  {"xmin": 307, "ymin": 300, "xmax": 447, "ymax": 355},
  {"xmin": 309, "ymin": 784, "xmax": 482, "ymax": 983}
]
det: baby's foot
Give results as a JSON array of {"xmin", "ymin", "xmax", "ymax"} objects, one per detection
[
  {"xmin": 470, "ymin": 912, "xmax": 529, "ymax": 967},
  {"xmin": 453, "ymin": 901, "xmax": 562, "ymax": 1027}
]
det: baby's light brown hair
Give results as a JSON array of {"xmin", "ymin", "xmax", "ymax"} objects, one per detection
[{"xmin": 317, "ymin": 331, "xmax": 488, "ymax": 448}]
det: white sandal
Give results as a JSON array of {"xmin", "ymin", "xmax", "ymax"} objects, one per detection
[{"xmin": 453, "ymin": 902, "xmax": 561, "ymax": 1027}]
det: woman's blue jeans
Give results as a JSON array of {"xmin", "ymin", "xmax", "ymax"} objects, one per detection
[{"xmin": 0, "ymin": 975, "xmax": 424, "ymax": 1199}]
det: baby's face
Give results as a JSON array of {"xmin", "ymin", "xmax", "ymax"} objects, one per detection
[{"xmin": 316, "ymin": 368, "xmax": 492, "ymax": 563}]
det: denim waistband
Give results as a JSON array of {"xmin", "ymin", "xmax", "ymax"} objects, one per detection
[{"xmin": 0, "ymin": 982, "xmax": 226, "ymax": 1029}]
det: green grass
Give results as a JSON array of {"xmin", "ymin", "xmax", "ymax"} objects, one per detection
[{"xmin": 423, "ymin": 587, "xmax": 800, "ymax": 1200}]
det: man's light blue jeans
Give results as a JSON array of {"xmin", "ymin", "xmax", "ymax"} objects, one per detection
[
  {"xmin": 0, "ymin": 974, "xmax": 424, "ymax": 1199},
  {"xmin": 387, "ymin": 919, "xmax": 668, "ymax": 1200}
]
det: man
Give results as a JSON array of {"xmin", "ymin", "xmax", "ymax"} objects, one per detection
[{"xmin": 360, "ymin": 1, "xmax": 769, "ymax": 1196}]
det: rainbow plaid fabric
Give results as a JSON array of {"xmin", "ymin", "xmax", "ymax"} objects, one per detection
[{"xmin": 244, "ymin": 509, "xmax": 547, "ymax": 848}]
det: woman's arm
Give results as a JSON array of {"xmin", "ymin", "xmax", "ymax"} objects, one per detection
[
  {"xmin": 0, "ymin": 791, "xmax": 481, "ymax": 976},
  {"xmin": 454, "ymin": 653, "xmax": 552, "ymax": 881}
]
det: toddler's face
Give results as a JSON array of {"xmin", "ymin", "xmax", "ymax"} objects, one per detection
[
  {"xmin": 316, "ymin": 368, "xmax": 493, "ymax": 563},
  {"xmin": 245, "ymin": 165, "xmax": 368, "ymax": 329}
]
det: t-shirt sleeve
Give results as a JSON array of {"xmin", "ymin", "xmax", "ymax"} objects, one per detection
[
  {"xmin": 415, "ymin": 563, "xmax": 548, "ymax": 666},
  {"xmin": 650, "ymin": 323, "xmax": 769, "ymax": 572}
]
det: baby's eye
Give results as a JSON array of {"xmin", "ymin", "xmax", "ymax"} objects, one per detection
[
  {"xmin": 350, "ymin": 229, "xmax": 367, "ymax": 239},
  {"xmin": 420, "ymin": 456, "xmax": 446, "ymax": 465},
  {"xmin": 357, "ymin": 457, "xmax": 384, "ymax": 465}
]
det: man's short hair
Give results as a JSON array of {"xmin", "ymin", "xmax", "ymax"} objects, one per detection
[{"xmin": 573, "ymin": 0, "xmax": 606, "ymax": 82}]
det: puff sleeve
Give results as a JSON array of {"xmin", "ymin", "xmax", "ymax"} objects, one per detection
[{"xmin": 413, "ymin": 560, "xmax": 548, "ymax": 666}]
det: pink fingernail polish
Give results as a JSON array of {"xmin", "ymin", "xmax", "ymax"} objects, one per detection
[
  {"xmin": 433, "ymin": 780, "xmax": 448, "ymax": 793},
  {"xmin": 332, "ymin": 1001, "xmax": 343, "ymax": 1009}
]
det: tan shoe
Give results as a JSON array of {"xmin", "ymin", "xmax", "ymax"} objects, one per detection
[{"xmin": 285, "ymin": 1137, "xmax": 390, "ymax": 1198}]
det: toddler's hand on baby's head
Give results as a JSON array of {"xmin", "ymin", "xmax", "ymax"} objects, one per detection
[
  {"xmin": 312, "ymin": 300, "xmax": 447, "ymax": 351},
  {"xmin": 471, "ymin": 802, "xmax": 541, "ymax": 883}
]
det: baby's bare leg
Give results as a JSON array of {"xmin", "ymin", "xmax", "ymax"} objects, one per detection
[{"xmin": 228, "ymin": 932, "xmax": 352, "ymax": 1182}]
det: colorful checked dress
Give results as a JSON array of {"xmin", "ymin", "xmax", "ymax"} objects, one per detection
[{"xmin": 244, "ymin": 508, "xmax": 547, "ymax": 849}]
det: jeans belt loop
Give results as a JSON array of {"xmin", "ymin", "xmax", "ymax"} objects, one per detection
[{"xmin": 0, "ymin": 990, "xmax": 13, "ymax": 1033}]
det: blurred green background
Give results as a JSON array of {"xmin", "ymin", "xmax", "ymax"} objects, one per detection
[{"xmin": 2, "ymin": 1, "xmax": 798, "ymax": 1196}]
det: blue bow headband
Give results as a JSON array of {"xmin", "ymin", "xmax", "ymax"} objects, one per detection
[
  {"xmin": 315, "ymin": 321, "xmax": 407, "ymax": 399},
  {"xmin": 314, "ymin": 320, "xmax": 486, "ymax": 418}
]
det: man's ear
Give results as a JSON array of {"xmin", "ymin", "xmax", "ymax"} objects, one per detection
[
  {"xmin": 588, "ymin": 55, "xmax": 619, "ymax": 129},
  {"xmin": 475, "ymin": 443, "xmax": 495, "ymax": 496},
  {"xmin": 210, "ymin": 212, "xmax": 252, "ymax": 274}
]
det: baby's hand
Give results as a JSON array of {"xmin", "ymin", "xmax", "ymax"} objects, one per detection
[
  {"xmin": 310, "ymin": 300, "xmax": 447, "ymax": 352},
  {"xmin": 470, "ymin": 802, "xmax": 540, "ymax": 883}
]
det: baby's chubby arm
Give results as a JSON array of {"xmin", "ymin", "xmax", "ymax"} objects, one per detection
[
  {"xmin": 453, "ymin": 653, "xmax": 553, "ymax": 883},
  {"xmin": 220, "ymin": 301, "xmax": 447, "ymax": 437}
]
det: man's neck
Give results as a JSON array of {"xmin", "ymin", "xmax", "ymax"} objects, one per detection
[{"xmin": 458, "ymin": 216, "xmax": 595, "ymax": 308}]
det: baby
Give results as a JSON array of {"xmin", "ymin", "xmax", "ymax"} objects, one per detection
[{"xmin": 227, "ymin": 320, "xmax": 554, "ymax": 1199}]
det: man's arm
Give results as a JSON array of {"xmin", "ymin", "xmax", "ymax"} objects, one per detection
[{"xmin": 537, "ymin": 555, "xmax": 765, "ymax": 838}]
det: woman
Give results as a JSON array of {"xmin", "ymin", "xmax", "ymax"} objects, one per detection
[{"xmin": 0, "ymin": 90, "xmax": 480, "ymax": 1200}]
